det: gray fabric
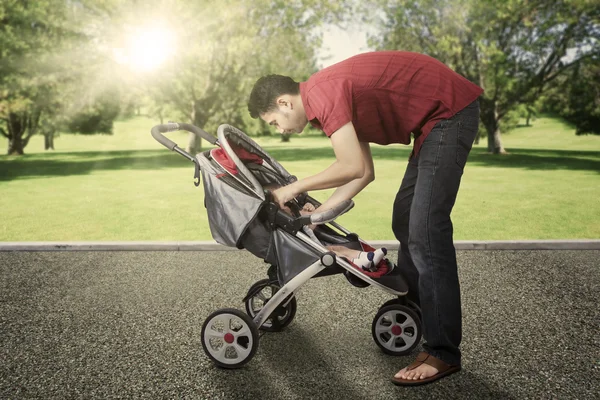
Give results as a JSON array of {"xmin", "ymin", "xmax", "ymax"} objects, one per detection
[
  {"xmin": 193, "ymin": 124, "xmax": 345, "ymax": 274},
  {"xmin": 197, "ymin": 153, "xmax": 263, "ymax": 249},
  {"xmin": 273, "ymin": 230, "xmax": 321, "ymax": 285},
  {"xmin": 217, "ymin": 125, "xmax": 264, "ymax": 197},
  {"xmin": 238, "ymin": 215, "xmax": 276, "ymax": 264}
]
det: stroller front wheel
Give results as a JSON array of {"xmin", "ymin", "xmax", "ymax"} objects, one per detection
[
  {"xmin": 244, "ymin": 279, "xmax": 297, "ymax": 332},
  {"xmin": 201, "ymin": 308, "xmax": 259, "ymax": 368}
]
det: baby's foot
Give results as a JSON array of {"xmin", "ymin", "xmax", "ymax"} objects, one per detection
[
  {"xmin": 352, "ymin": 251, "xmax": 376, "ymax": 271},
  {"xmin": 372, "ymin": 248, "xmax": 388, "ymax": 267}
]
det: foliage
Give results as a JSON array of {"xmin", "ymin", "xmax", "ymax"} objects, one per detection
[
  {"xmin": 0, "ymin": 0, "xmax": 122, "ymax": 154},
  {"xmin": 105, "ymin": 0, "xmax": 353, "ymax": 150},
  {"xmin": 543, "ymin": 57, "xmax": 600, "ymax": 135},
  {"xmin": 363, "ymin": 0, "xmax": 600, "ymax": 153},
  {"xmin": 66, "ymin": 87, "xmax": 121, "ymax": 134}
]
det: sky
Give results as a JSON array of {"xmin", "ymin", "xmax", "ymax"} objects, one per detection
[{"xmin": 317, "ymin": 25, "xmax": 374, "ymax": 68}]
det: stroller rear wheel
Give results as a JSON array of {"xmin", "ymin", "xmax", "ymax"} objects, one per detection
[
  {"xmin": 244, "ymin": 279, "xmax": 297, "ymax": 332},
  {"xmin": 380, "ymin": 298, "xmax": 422, "ymax": 322},
  {"xmin": 201, "ymin": 308, "xmax": 259, "ymax": 369},
  {"xmin": 372, "ymin": 304, "xmax": 422, "ymax": 356}
]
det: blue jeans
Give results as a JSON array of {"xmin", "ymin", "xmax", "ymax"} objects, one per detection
[{"xmin": 392, "ymin": 100, "xmax": 480, "ymax": 366}]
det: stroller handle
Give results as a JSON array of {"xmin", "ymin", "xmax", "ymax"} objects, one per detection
[
  {"xmin": 309, "ymin": 199, "xmax": 354, "ymax": 225},
  {"xmin": 150, "ymin": 122, "xmax": 219, "ymax": 161}
]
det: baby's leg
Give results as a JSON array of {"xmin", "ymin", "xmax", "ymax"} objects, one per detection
[
  {"xmin": 326, "ymin": 245, "xmax": 375, "ymax": 271},
  {"xmin": 327, "ymin": 245, "xmax": 357, "ymax": 258}
]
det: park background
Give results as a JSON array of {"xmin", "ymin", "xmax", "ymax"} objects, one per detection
[{"xmin": 1, "ymin": 0, "xmax": 599, "ymax": 242}]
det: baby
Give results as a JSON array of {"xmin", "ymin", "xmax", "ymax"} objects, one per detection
[
  {"xmin": 298, "ymin": 202, "xmax": 387, "ymax": 272},
  {"xmin": 265, "ymin": 184, "xmax": 387, "ymax": 271}
]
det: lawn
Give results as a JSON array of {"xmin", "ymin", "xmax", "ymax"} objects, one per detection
[{"xmin": 1, "ymin": 116, "xmax": 599, "ymax": 241}]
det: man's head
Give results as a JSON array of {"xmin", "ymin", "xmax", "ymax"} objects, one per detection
[{"xmin": 248, "ymin": 75, "xmax": 308, "ymax": 135}]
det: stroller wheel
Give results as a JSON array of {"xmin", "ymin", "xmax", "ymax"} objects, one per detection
[
  {"xmin": 244, "ymin": 279, "xmax": 297, "ymax": 332},
  {"xmin": 201, "ymin": 308, "xmax": 259, "ymax": 369},
  {"xmin": 371, "ymin": 304, "xmax": 422, "ymax": 356},
  {"xmin": 380, "ymin": 298, "xmax": 422, "ymax": 322}
]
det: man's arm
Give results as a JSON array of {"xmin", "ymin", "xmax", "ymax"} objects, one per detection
[
  {"xmin": 315, "ymin": 141, "xmax": 374, "ymax": 212},
  {"xmin": 272, "ymin": 121, "xmax": 374, "ymax": 208}
]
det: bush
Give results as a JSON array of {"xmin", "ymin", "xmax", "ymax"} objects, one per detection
[{"xmin": 67, "ymin": 89, "xmax": 120, "ymax": 134}]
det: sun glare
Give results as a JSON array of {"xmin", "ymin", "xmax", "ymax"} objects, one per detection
[{"xmin": 113, "ymin": 26, "xmax": 175, "ymax": 72}]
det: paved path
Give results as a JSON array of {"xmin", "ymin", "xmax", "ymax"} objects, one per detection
[{"xmin": 1, "ymin": 250, "xmax": 598, "ymax": 399}]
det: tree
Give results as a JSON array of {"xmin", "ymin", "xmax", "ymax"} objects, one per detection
[
  {"xmin": 66, "ymin": 86, "xmax": 121, "ymax": 135},
  {"xmin": 0, "ymin": 0, "xmax": 75, "ymax": 154},
  {"xmin": 364, "ymin": 0, "xmax": 600, "ymax": 153},
  {"xmin": 122, "ymin": 0, "xmax": 351, "ymax": 152},
  {"xmin": 543, "ymin": 56, "xmax": 600, "ymax": 134},
  {"xmin": 0, "ymin": 0, "xmax": 123, "ymax": 154}
]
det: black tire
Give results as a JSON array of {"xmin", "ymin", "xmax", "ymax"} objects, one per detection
[
  {"xmin": 380, "ymin": 298, "xmax": 422, "ymax": 322},
  {"xmin": 244, "ymin": 279, "xmax": 297, "ymax": 332},
  {"xmin": 372, "ymin": 304, "xmax": 422, "ymax": 356},
  {"xmin": 201, "ymin": 308, "xmax": 259, "ymax": 369}
]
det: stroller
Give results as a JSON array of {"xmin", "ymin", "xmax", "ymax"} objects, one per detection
[{"xmin": 151, "ymin": 122, "xmax": 422, "ymax": 368}]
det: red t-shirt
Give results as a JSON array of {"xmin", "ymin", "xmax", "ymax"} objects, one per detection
[{"xmin": 299, "ymin": 51, "xmax": 483, "ymax": 156}]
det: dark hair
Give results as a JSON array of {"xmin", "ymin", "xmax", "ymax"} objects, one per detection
[{"xmin": 247, "ymin": 74, "xmax": 300, "ymax": 119}]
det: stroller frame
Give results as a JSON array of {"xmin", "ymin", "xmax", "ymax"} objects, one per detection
[{"xmin": 151, "ymin": 122, "xmax": 421, "ymax": 369}]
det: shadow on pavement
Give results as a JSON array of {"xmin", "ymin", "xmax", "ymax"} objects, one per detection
[{"xmin": 1, "ymin": 146, "xmax": 599, "ymax": 181}]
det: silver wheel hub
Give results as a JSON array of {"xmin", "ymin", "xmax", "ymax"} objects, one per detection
[
  {"xmin": 374, "ymin": 310, "xmax": 418, "ymax": 351},
  {"xmin": 203, "ymin": 312, "xmax": 254, "ymax": 364}
]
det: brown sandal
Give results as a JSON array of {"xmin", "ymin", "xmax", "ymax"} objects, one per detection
[{"xmin": 391, "ymin": 352, "xmax": 461, "ymax": 386}]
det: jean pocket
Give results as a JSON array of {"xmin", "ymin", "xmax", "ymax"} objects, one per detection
[{"xmin": 456, "ymin": 120, "xmax": 477, "ymax": 168}]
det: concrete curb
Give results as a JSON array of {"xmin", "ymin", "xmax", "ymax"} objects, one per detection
[{"xmin": 1, "ymin": 240, "xmax": 599, "ymax": 251}]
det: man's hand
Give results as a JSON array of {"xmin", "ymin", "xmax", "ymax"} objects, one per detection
[
  {"xmin": 300, "ymin": 203, "xmax": 316, "ymax": 214},
  {"xmin": 299, "ymin": 203, "xmax": 317, "ymax": 230},
  {"xmin": 272, "ymin": 183, "xmax": 300, "ymax": 209}
]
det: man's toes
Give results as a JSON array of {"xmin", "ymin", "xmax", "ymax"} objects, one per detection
[{"xmin": 394, "ymin": 367, "xmax": 407, "ymax": 379}]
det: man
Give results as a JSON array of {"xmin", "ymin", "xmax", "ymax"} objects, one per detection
[{"xmin": 247, "ymin": 51, "xmax": 482, "ymax": 386}]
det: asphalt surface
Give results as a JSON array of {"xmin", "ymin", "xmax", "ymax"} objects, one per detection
[{"xmin": 1, "ymin": 250, "xmax": 598, "ymax": 399}]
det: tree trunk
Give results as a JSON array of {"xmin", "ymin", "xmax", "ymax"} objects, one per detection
[
  {"xmin": 8, "ymin": 136, "xmax": 25, "ymax": 155},
  {"xmin": 259, "ymin": 118, "xmax": 270, "ymax": 136},
  {"xmin": 186, "ymin": 131, "xmax": 202, "ymax": 154},
  {"xmin": 185, "ymin": 100, "xmax": 202, "ymax": 155},
  {"xmin": 6, "ymin": 113, "xmax": 26, "ymax": 155},
  {"xmin": 526, "ymin": 111, "xmax": 531, "ymax": 126},
  {"xmin": 481, "ymin": 102, "xmax": 507, "ymax": 154},
  {"xmin": 44, "ymin": 132, "xmax": 55, "ymax": 150},
  {"xmin": 485, "ymin": 122, "xmax": 506, "ymax": 154}
]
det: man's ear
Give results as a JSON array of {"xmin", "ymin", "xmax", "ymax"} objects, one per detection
[{"xmin": 276, "ymin": 95, "xmax": 291, "ymax": 109}]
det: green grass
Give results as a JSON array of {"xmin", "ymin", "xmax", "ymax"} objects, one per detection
[{"xmin": 1, "ymin": 116, "xmax": 599, "ymax": 241}]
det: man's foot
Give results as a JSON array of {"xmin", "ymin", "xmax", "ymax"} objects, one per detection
[
  {"xmin": 394, "ymin": 363, "xmax": 439, "ymax": 381},
  {"xmin": 391, "ymin": 352, "xmax": 461, "ymax": 386}
]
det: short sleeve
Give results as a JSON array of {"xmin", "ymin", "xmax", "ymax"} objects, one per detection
[{"xmin": 305, "ymin": 79, "xmax": 353, "ymax": 136}]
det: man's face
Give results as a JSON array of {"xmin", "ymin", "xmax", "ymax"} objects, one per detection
[{"xmin": 260, "ymin": 97, "xmax": 308, "ymax": 135}]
